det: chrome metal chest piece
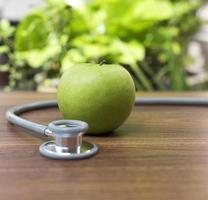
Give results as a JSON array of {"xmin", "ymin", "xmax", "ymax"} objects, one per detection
[{"xmin": 39, "ymin": 120, "xmax": 98, "ymax": 159}]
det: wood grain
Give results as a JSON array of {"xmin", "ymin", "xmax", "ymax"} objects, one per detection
[{"xmin": 1, "ymin": 91, "xmax": 208, "ymax": 200}]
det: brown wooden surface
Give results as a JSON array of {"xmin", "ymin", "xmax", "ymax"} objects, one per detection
[{"xmin": 1, "ymin": 92, "xmax": 208, "ymax": 200}]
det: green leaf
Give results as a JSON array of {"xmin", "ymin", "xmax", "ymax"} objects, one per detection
[
  {"xmin": 61, "ymin": 49, "xmax": 86, "ymax": 72},
  {"xmin": 0, "ymin": 19, "xmax": 15, "ymax": 39},
  {"xmin": 0, "ymin": 46, "xmax": 9, "ymax": 54},
  {"xmin": 130, "ymin": 0, "xmax": 173, "ymax": 21},
  {"xmin": 15, "ymin": 41, "xmax": 61, "ymax": 68},
  {"xmin": 15, "ymin": 12, "xmax": 50, "ymax": 51},
  {"xmin": 72, "ymin": 35, "xmax": 112, "ymax": 58},
  {"xmin": 110, "ymin": 39, "xmax": 145, "ymax": 63},
  {"xmin": 82, "ymin": 43, "xmax": 110, "ymax": 58},
  {"xmin": 121, "ymin": 0, "xmax": 173, "ymax": 33}
]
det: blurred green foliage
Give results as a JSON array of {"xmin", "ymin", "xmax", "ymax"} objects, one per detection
[{"xmin": 0, "ymin": 0, "xmax": 205, "ymax": 90}]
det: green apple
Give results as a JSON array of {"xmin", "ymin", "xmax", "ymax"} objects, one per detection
[{"xmin": 57, "ymin": 63, "xmax": 135, "ymax": 134}]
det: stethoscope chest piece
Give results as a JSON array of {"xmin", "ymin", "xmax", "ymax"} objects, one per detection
[
  {"xmin": 39, "ymin": 140, "xmax": 98, "ymax": 160},
  {"xmin": 39, "ymin": 120, "xmax": 98, "ymax": 160}
]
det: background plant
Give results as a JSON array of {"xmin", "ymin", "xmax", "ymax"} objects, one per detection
[{"xmin": 0, "ymin": 0, "xmax": 206, "ymax": 91}]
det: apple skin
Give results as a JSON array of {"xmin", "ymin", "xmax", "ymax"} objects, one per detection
[{"xmin": 57, "ymin": 63, "xmax": 135, "ymax": 134}]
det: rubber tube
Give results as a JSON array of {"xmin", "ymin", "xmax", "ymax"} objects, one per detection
[{"xmin": 6, "ymin": 100, "xmax": 57, "ymax": 135}]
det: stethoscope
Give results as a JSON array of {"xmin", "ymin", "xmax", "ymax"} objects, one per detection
[{"xmin": 6, "ymin": 97, "xmax": 208, "ymax": 160}]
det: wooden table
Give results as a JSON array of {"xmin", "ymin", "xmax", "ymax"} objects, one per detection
[{"xmin": 1, "ymin": 92, "xmax": 208, "ymax": 200}]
